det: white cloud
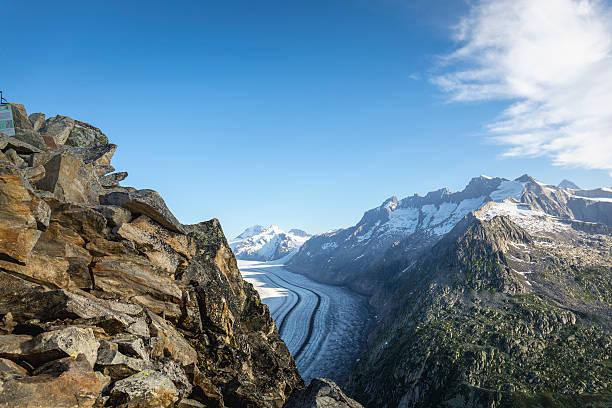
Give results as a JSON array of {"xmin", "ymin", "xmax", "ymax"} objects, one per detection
[{"xmin": 433, "ymin": 0, "xmax": 612, "ymax": 175}]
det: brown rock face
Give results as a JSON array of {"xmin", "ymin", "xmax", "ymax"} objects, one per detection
[
  {"xmin": 0, "ymin": 164, "xmax": 49, "ymax": 264},
  {"xmin": 36, "ymin": 151, "xmax": 103, "ymax": 204},
  {"xmin": 0, "ymin": 103, "xmax": 304, "ymax": 407},
  {"xmin": 0, "ymin": 355, "xmax": 103, "ymax": 408}
]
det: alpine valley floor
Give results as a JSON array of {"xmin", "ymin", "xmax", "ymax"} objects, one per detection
[{"xmin": 238, "ymin": 259, "xmax": 372, "ymax": 384}]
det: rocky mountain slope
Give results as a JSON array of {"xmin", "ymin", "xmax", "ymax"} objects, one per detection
[
  {"xmin": 288, "ymin": 175, "xmax": 612, "ymax": 294},
  {"xmin": 287, "ymin": 174, "xmax": 612, "ymax": 406},
  {"xmin": 230, "ymin": 225, "xmax": 310, "ymax": 261},
  {"xmin": 0, "ymin": 103, "xmax": 358, "ymax": 408}
]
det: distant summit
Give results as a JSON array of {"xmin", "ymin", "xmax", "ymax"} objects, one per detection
[
  {"xmin": 230, "ymin": 225, "xmax": 311, "ymax": 261},
  {"xmin": 558, "ymin": 179, "xmax": 581, "ymax": 189}
]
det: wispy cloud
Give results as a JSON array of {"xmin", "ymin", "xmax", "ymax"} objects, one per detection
[{"xmin": 433, "ymin": 0, "xmax": 612, "ymax": 175}]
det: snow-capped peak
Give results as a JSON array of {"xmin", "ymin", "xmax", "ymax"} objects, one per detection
[{"xmin": 230, "ymin": 225, "xmax": 311, "ymax": 262}]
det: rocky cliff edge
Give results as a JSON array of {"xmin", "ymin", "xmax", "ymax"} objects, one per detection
[{"xmin": 0, "ymin": 103, "xmax": 314, "ymax": 407}]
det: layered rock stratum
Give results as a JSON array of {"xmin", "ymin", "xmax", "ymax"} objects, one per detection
[{"xmin": 0, "ymin": 103, "xmax": 358, "ymax": 408}]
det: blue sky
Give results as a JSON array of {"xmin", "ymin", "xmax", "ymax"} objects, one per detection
[{"xmin": 3, "ymin": 0, "xmax": 611, "ymax": 238}]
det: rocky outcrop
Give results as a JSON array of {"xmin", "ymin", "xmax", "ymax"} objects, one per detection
[
  {"xmin": 284, "ymin": 378, "xmax": 363, "ymax": 408},
  {"xmin": 348, "ymin": 215, "xmax": 612, "ymax": 407},
  {"xmin": 0, "ymin": 103, "xmax": 304, "ymax": 407}
]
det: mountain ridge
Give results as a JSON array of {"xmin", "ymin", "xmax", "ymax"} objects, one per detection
[{"xmin": 230, "ymin": 225, "xmax": 310, "ymax": 261}]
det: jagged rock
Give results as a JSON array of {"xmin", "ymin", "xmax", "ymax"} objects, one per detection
[
  {"xmin": 178, "ymin": 399, "xmax": 206, "ymax": 408},
  {"xmin": 109, "ymin": 370, "xmax": 179, "ymax": 408},
  {"xmin": 21, "ymin": 326, "xmax": 100, "ymax": 367},
  {"xmin": 4, "ymin": 148, "xmax": 26, "ymax": 167},
  {"xmin": 92, "ymin": 254, "xmax": 182, "ymax": 302},
  {"xmin": 31, "ymin": 144, "xmax": 116, "ymax": 168},
  {"xmin": 7, "ymin": 103, "xmax": 32, "ymax": 132},
  {"xmin": 186, "ymin": 364, "xmax": 225, "ymax": 406},
  {"xmin": 95, "ymin": 164, "xmax": 115, "ymax": 176},
  {"xmin": 0, "ymin": 133, "xmax": 41, "ymax": 153},
  {"xmin": 13, "ymin": 129, "xmax": 48, "ymax": 150},
  {"xmin": 0, "ymin": 355, "xmax": 103, "ymax": 408},
  {"xmin": 0, "ymin": 334, "xmax": 33, "ymax": 360},
  {"xmin": 69, "ymin": 144, "xmax": 117, "ymax": 167},
  {"xmin": 114, "ymin": 338, "xmax": 149, "ymax": 361},
  {"xmin": 94, "ymin": 204, "xmax": 132, "ymax": 228},
  {"xmin": 0, "ymin": 357, "xmax": 27, "ymax": 381},
  {"xmin": 29, "ymin": 221, "xmax": 93, "ymax": 288},
  {"xmin": 22, "ymin": 164, "xmax": 45, "ymax": 183},
  {"xmin": 100, "ymin": 171, "xmax": 128, "ymax": 187},
  {"xmin": 47, "ymin": 200, "xmax": 107, "ymax": 242},
  {"xmin": 36, "ymin": 151, "xmax": 103, "ymax": 204},
  {"xmin": 28, "ymin": 112, "xmax": 46, "ymax": 131},
  {"xmin": 0, "ymin": 164, "xmax": 49, "ymax": 264},
  {"xmin": 101, "ymin": 189, "xmax": 185, "ymax": 234},
  {"xmin": 285, "ymin": 378, "xmax": 363, "ymax": 408},
  {"xmin": 0, "ymin": 278, "xmax": 144, "ymax": 336},
  {"xmin": 117, "ymin": 216, "xmax": 183, "ymax": 274},
  {"xmin": 152, "ymin": 358, "xmax": 192, "ymax": 399},
  {"xmin": 0, "ymin": 248, "xmax": 72, "ymax": 288},
  {"xmin": 44, "ymin": 115, "xmax": 75, "ymax": 146},
  {"xmin": 95, "ymin": 341, "xmax": 149, "ymax": 381},
  {"xmin": 66, "ymin": 120, "xmax": 109, "ymax": 147},
  {"xmin": 147, "ymin": 311, "xmax": 197, "ymax": 366}
]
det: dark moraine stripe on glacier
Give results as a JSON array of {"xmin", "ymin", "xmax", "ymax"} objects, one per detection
[{"xmin": 238, "ymin": 260, "xmax": 372, "ymax": 384}]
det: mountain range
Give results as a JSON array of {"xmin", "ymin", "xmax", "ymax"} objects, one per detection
[
  {"xmin": 230, "ymin": 225, "xmax": 310, "ymax": 261},
  {"xmin": 284, "ymin": 174, "xmax": 612, "ymax": 407},
  {"xmin": 288, "ymin": 175, "xmax": 612, "ymax": 292}
]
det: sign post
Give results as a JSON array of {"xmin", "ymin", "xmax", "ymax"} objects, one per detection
[{"xmin": 0, "ymin": 104, "xmax": 15, "ymax": 136}]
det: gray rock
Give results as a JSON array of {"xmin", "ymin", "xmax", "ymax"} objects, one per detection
[
  {"xmin": 95, "ymin": 164, "xmax": 115, "ymax": 176},
  {"xmin": 100, "ymin": 171, "xmax": 128, "ymax": 187},
  {"xmin": 68, "ymin": 143, "xmax": 117, "ymax": 167},
  {"xmin": 95, "ymin": 341, "xmax": 149, "ymax": 381},
  {"xmin": 94, "ymin": 204, "xmax": 132, "ymax": 228},
  {"xmin": 101, "ymin": 189, "xmax": 185, "ymax": 234},
  {"xmin": 28, "ymin": 112, "xmax": 46, "ymax": 131},
  {"xmin": 31, "ymin": 144, "xmax": 117, "ymax": 168},
  {"xmin": 7, "ymin": 104, "xmax": 32, "ymax": 132},
  {"xmin": 22, "ymin": 164, "xmax": 45, "ymax": 184},
  {"xmin": 114, "ymin": 338, "xmax": 149, "ymax": 361},
  {"xmin": 25, "ymin": 326, "xmax": 100, "ymax": 367},
  {"xmin": 110, "ymin": 370, "xmax": 179, "ymax": 408},
  {"xmin": 0, "ymin": 133, "xmax": 42, "ymax": 153},
  {"xmin": 13, "ymin": 129, "xmax": 48, "ymax": 150},
  {"xmin": 147, "ymin": 311, "xmax": 197, "ymax": 366},
  {"xmin": 285, "ymin": 378, "xmax": 363, "ymax": 408},
  {"xmin": 44, "ymin": 115, "xmax": 75, "ymax": 146},
  {"xmin": 0, "ymin": 334, "xmax": 33, "ymax": 360},
  {"xmin": 66, "ymin": 120, "xmax": 109, "ymax": 147},
  {"xmin": 4, "ymin": 149, "xmax": 26, "ymax": 167},
  {"xmin": 0, "ymin": 357, "xmax": 27, "ymax": 381},
  {"xmin": 177, "ymin": 399, "xmax": 206, "ymax": 408}
]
